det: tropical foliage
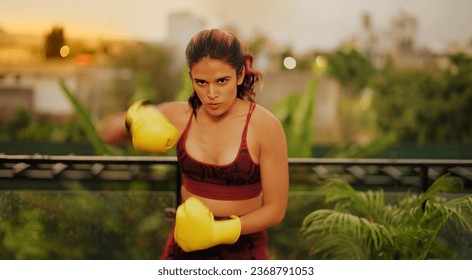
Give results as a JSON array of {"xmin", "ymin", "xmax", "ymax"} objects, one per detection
[
  {"xmin": 0, "ymin": 188, "xmax": 174, "ymax": 259},
  {"xmin": 327, "ymin": 47, "xmax": 375, "ymax": 96},
  {"xmin": 59, "ymin": 80, "xmax": 124, "ymax": 156},
  {"xmin": 108, "ymin": 42, "xmax": 182, "ymax": 106},
  {"xmin": 371, "ymin": 52, "xmax": 472, "ymax": 144},
  {"xmin": 326, "ymin": 48, "xmax": 472, "ymax": 147},
  {"xmin": 271, "ymin": 57, "xmax": 327, "ymax": 157},
  {"xmin": 0, "ymin": 108, "xmax": 85, "ymax": 143},
  {"xmin": 300, "ymin": 175, "xmax": 472, "ymax": 259},
  {"xmin": 324, "ymin": 46, "xmax": 397, "ymax": 152}
]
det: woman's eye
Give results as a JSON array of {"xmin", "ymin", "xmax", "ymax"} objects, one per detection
[
  {"xmin": 196, "ymin": 80, "xmax": 207, "ymax": 86},
  {"xmin": 218, "ymin": 79, "xmax": 228, "ymax": 84}
]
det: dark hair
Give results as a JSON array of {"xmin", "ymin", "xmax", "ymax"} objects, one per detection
[{"xmin": 185, "ymin": 29, "xmax": 263, "ymax": 115}]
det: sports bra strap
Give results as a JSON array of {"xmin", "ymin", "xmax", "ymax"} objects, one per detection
[
  {"xmin": 242, "ymin": 102, "xmax": 256, "ymax": 140},
  {"xmin": 182, "ymin": 102, "xmax": 256, "ymax": 141},
  {"xmin": 181, "ymin": 111, "xmax": 193, "ymax": 139}
]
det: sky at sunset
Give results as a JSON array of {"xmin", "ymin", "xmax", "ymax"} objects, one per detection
[{"xmin": 1, "ymin": 0, "xmax": 472, "ymax": 53}]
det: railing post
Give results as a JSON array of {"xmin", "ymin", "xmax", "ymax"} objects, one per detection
[
  {"xmin": 419, "ymin": 165, "xmax": 429, "ymax": 193},
  {"xmin": 175, "ymin": 166, "xmax": 181, "ymax": 207},
  {"xmin": 164, "ymin": 164, "xmax": 181, "ymax": 221}
]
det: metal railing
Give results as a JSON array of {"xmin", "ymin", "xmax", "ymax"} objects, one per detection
[
  {"xmin": 288, "ymin": 157, "xmax": 472, "ymax": 192},
  {"xmin": 0, "ymin": 154, "xmax": 178, "ymax": 181},
  {"xmin": 1, "ymin": 154, "xmax": 472, "ymax": 195}
]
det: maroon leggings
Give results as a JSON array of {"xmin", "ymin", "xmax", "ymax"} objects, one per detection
[{"xmin": 161, "ymin": 226, "xmax": 268, "ymax": 260}]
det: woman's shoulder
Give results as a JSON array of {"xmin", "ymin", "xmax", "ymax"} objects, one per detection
[
  {"xmin": 156, "ymin": 101, "xmax": 192, "ymax": 132},
  {"xmin": 157, "ymin": 101, "xmax": 189, "ymax": 114},
  {"xmin": 250, "ymin": 105, "xmax": 287, "ymax": 153},
  {"xmin": 252, "ymin": 103, "xmax": 282, "ymax": 126},
  {"xmin": 251, "ymin": 103, "xmax": 285, "ymax": 137},
  {"xmin": 250, "ymin": 103, "xmax": 287, "ymax": 150}
]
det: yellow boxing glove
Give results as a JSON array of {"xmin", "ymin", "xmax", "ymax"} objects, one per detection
[
  {"xmin": 174, "ymin": 197, "xmax": 241, "ymax": 252},
  {"xmin": 125, "ymin": 100, "xmax": 179, "ymax": 153}
]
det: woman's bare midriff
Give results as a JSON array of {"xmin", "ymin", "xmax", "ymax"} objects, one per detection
[{"xmin": 181, "ymin": 185, "xmax": 263, "ymax": 217}]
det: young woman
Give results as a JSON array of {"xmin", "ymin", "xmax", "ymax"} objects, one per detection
[{"xmin": 104, "ymin": 29, "xmax": 289, "ymax": 259}]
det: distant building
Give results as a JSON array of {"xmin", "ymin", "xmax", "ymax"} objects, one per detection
[
  {"xmin": 350, "ymin": 11, "xmax": 435, "ymax": 69},
  {"xmin": 166, "ymin": 12, "xmax": 205, "ymax": 68}
]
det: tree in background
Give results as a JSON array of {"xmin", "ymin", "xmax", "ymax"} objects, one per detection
[
  {"xmin": 326, "ymin": 45, "xmax": 472, "ymax": 153},
  {"xmin": 372, "ymin": 52, "xmax": 472, "ymax": 144},
  {"xmin": 327, "ymin": 47, "xmax": 375, "ymax": 96},
  {"xmin": 109, "ymin": 42, "xmax": 182, "ymax": 109},
  {"xmin": 324, "ymin": 47, "xmax": 381, "ymax": 149},
  {"xmin": 44, "ymin": 26, "xmax": 65, "ymax": 59},
  {"xmin": 441, "ymin": 53, "xmax": 472, "ymax": 142}
]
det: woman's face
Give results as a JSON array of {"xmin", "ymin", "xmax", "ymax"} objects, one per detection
[{"xmin": 189, "ymin": 57, "xmax": 244, "ymax": 118}]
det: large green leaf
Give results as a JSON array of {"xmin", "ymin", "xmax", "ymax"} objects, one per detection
[
  {"xmin": 271, "ymin": 73, "xmax": 319, "ymax": 157},
  {"xmin": 59, "ymin": 79, "xmax": 122, "ymax": 155}
]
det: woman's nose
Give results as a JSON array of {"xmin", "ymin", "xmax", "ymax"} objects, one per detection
[{"xmin": 207, "ymin": 84, "xmax": 218, "ymax": 99}]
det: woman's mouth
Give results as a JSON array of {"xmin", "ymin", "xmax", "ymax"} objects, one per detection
[{"xmin": 208, "ymin": 103, "xmax": 220, "ymax": 110}]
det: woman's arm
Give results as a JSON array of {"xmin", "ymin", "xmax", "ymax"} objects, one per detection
[
  {"xmin": 97, "ymin": 112, "xmax": 130, "ymax": 147},
  {"xmin": 239, "ymin": 107, "xmax": 289, "ymax": 235},
  {"xmin": 97, "ymin": 101, "xmax": 189, "ymax": 148},
  {"xmin": 155, "ymin": 101, "xmax": 190, "ymax": 133}
]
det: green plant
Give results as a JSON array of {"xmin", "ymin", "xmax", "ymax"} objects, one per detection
[
  {"xmin": 300, "ymin": 175, "xmax": 472, "ymax": 259},
  {"xmin": 0, "ymin": 189, "xmax": 174, "ymax": 259},
  {"xmin": 324, "ymin": 132, "xmax": 397, "ymax": 158},
  {"xmin": 371, "ymin": 52, "xmax": 472, "ymax": 144},
  {"xmin": 271, "ymin": 57, "xmax": 326, "ymax": 157},
  {"xmin": 60, "ymin": 79, "xmax": 123, "ymax": 156},
  {"xmin": 327, "ymin": 47, "xmax": 375, "ymax": 96},
  {"xmin": 109, "ymin": 42, "xmax": 181, "ymax": 104}
]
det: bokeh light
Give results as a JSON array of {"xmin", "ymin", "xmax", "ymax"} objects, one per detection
[
  {"xmin": 313, "ymin": 55, "xmax": 327, "ymax": 75},
  {"xmin": 283, "ymin": 56, "xmax": 297, "ymax": 70},
  {"xmin": 60, "ymin": 45, "xmax": 70, "ymax": 58}
]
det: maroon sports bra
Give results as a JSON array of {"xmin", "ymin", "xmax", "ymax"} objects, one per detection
[{"xmin": 177, "ymin": 102, "xmax": 261, "ymax": 200}]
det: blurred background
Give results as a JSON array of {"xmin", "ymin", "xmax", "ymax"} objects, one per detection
[
  {"xmin": 1, "ymin": 0, "xmax": 472, "ymax": 260},
  {"xmin": 1, "ymin": 0, "xmax": 471, "ymax": 158}
]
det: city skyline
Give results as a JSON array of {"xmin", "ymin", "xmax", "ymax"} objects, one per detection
[{"xmin": 1, "ymin": 0, "xmax": 472, "ymax": 53}]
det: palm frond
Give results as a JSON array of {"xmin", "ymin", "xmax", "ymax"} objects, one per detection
[
  {"xmin": 301, "ymin": 174, "xmax": 472, "ymax": 259},
  {"xmin": 301, "ymin": 209, "xmax": 394, "ymax": 251},
  {"xmin": 355, "ymin": 189, "xmax": 385, "ymax": 216},
  {"xmin": 419, "ymin": 174, "xmax": 463, "ymax": 205},
  {"xmin": 304, "ymin": 233, "xmax": 371, "ymax": 260},
  {"xmin": 319, "ymin": 178, "xmax": 358, "ymax": 204},
  {"xmin": 439, "ymin": 196, "xmax": 472, "ymax": 231},
  {"xmin": 318, "ymin": 178, "xmax": 387, "ymax": 218}
]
